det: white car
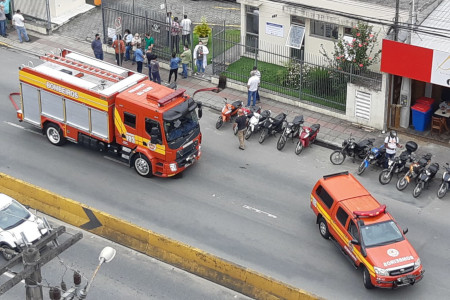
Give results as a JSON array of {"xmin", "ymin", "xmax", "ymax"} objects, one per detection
[{"xmin": 0, "ymin": 193, "xmax": 49, "ymax": 260}]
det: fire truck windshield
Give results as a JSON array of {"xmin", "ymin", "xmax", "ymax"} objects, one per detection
[
  {"xmin": 164, "ymin": 110, "xmax": 199, "ymax": 143},
  {"xmin": 360, "ymin": 221, "xmax": 404, "ymax": 248}
]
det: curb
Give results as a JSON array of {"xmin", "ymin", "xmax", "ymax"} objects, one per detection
[{"xmin": 0, "ymin": 172, "xmax": 320, "ymax": 300}]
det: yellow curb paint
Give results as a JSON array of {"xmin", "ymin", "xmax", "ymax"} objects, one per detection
[{"xmin": 0, "ymin": 173, "xmax": 319, "ymax": 300}]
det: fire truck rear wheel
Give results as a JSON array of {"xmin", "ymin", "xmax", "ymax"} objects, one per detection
[
  {"xmin": 133, "ymin": 154, "xmax": 153, "ymax": 178},
  {"xmin": 318, "ymin": 217, "xmax": 330, "ymax": 239},
  {"xmin": 362, "ymin": 266, "xmax": 374, "ymax": 289},
  {"xmin": 45, "ymin": 123, "xmax": 66, "ymax": 146}
]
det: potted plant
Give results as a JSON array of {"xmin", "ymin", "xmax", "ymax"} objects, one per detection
[{"xmin": 193, "ymin": 17, "xmax": 212, "ymax": 45}]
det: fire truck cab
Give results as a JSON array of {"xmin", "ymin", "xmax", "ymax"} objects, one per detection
[
  {"xmin": 15, "ymin": 49, "xmax": 202, "ymax": 177},
  {"xmin": 310, "ymin": 172, "xmax": 424, "ymax": 289}
]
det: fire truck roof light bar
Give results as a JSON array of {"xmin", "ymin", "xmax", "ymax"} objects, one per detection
[
  {"xmin": 99, "ymin": 73, "xmax": 147, "ymax": 96},
  {"xmin": 157, "ymin": 89, "xmax": 186, "ymax": 106},
  {"xmin": 65, "ymin": 52, "xmax": 127, "ymax": 76},
  {"xmin": 353, "ymin": 204, "xmax": 386, "ymax": 218},
  {"xmin": 35, "ymin": 65, "xmax": 97, "ymax": 90}
]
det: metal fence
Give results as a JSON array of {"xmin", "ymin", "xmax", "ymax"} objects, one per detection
[{"xmin": 212, "ymin": 32, "xmax": 382, "ymax": 112}]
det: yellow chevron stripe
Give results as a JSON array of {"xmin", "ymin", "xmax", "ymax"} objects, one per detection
[
  {"xmin": 311, "ymin": 195, "xmax": 375, "ymax": 276},
  {"xmin": 114, "ymin": 108, "xmax": 126, "ymax": 135}
]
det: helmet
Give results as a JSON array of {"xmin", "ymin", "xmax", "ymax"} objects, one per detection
[{"xmin": 390, "ymin": 130, "xmax": 397, "ymax": 138}]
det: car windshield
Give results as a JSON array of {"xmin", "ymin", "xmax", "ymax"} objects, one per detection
[
  {"xmin": 0, "ymin": 199, "xmax": 30, "ymax": 230},
  {"xmin": 360, "ymin": 221, "xmax": 404, "ymax": 248},
  {"xmin": 164, "ymin": 111, "xmax": 199, "ymax": 142}
]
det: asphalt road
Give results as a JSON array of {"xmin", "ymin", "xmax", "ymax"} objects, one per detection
[
  {"xmin": 1, "ymin": 48, "xmax": 450, "ymax": 299},
  {"xmin": 0, "ymin": 217, "xmax": 250, "ymax": 300}
]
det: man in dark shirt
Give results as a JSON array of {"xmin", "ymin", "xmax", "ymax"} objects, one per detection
[
  {"xmin": 146, "ymin": 46, "xmax": 157, "ymax": 81},
  {"xmin": 233, "ymin": 109, "xmax": 248, "ymax": 150}
]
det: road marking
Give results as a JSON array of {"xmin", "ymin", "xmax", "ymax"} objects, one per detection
[
  {"xmin": 103, "ymin": 155, "xmax": 129, "ymax": 166},
  {"xmin": 214, "ymin": 6, "xmax": 240, "ymax": 10},
  {"xmin": 4, "ymin": 121, "xmax": 41, "ymax": 135},
  {"xmin": 243, "ymin": 205, "xmax": 277, "ymax": 219}
]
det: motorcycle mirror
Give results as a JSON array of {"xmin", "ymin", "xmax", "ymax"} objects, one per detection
[{"xmin": 403, "ymin": 227, "xmax": 408, "ymax": 235}]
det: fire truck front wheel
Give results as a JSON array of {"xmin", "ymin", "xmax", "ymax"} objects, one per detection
[
  {"xmin": 133, "ymin": 154, "xmax": 153, "ymax": 177},
  {"xmin": 45, "ymin": 123, "xmax": 66, "ymax": 146}
]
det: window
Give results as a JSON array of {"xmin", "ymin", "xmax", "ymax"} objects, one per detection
[
  {"xmin": 124, "ymin": 112, "xmax": 136, "ymax": 128},
  {"xmin": 245, "ymin": 5, "xmax": 259, "ymax": 53},
  {"xmin": 344, "ymin": 27, "xmax": 352, "ymax": 36},
  {"xmin": 348, "ymin": 220, "xmax": 359, "ymax": 241},
  {"xmin": 311, "ymin": 20, "xmax": 338, "ymax": 39},
  {"xmin": 145, "ymin": 118, "xmax": 161, "ymax": 143},
  {"xmin": 290, "ymin": 16, "xmax": 305, "ymax": 60},
  {"xmin": 336, "ymin": 207, "xmax": 349, "ymax": 227},
  {"xmin": 315, "ymin": 185, "xmax": 334, "ymax": 209}
]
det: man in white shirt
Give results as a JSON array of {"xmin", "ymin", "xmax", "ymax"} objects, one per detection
[
  {"xmin": 12, "ymin": 9, "xmax": 29, "ymax": 43},
  {"xmin": 247, "ymin": 71, "xmax": 260, "ymax": 106},
  {"xmin": 180, "ymin": 14, "xmax": 192, "ymax": 46},
  {"xmin": 384, "ymin": 130, "xmax": 402, "ymax": 167}
]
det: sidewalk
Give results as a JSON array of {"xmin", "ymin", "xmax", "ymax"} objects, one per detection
[{"xmin": 1, "ymin": 29, "xmax": 449, "ymax": 164}]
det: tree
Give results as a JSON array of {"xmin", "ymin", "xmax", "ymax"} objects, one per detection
[{"xmin": 321, "ymin": 22, "xmax": 382, "ymax": 73}]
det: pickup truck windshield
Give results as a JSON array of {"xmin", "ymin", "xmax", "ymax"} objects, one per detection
[
  {"xmin": 164, "ymin": 110, "xmax": 199, "ymax": 142},
  {"xmin": 360, "ymin": 221, "xmax": 404, "ymax": 248},
  {"xmin": 0, "ymin": 200, "xmax": 30, "ymax": 230}
]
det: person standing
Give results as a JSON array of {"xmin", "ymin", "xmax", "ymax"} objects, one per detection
[
  {"xmin": 123, "ymin": 29, "xmax": 132, "ymax": 61},
  {"xmin": 0, "ymin": 4, "xmax": 6, "ymax": 38},
  {"xmin": 131, "ymin": 33, "xmax": 140, "ymax": 65},
  {"xmin": 180, "ymin": 45, "xmax": 191, "ymax": 79},
  {"xmin": 384, "ymin": 130, "xmax": 402, "ymax": 167},
  {"xmin": 91, "ymin": 33, "xmax": 104, "ymax": 60},
  {"xmin": 233, "ymin": 109, "xmax": 248, "ymax": 150},
  {"xmin": 1, "ymin": 0, "xmax": 10, "ymax": 30},
  {"xmin": 150, "ymin": 57, "xmax": 161, "ymax": 84},
  {"xmin": 247, "ymin": 71, "xmax": 260, "ymax": 106},
  {"xmin": 168, "ymin": 52, "xmax": 181, "ymax": 83},
  {"xmin": 112, "ymin": 34, "xmax": 125, "ymax": 66},
  {"xmin": 180, "ymin": 14, "xmax": 191, "ymax": 46},
  {"xmin": 146, "ymin": 46, "xmax": 157, "ymax": 81},
  {"xmin": 193, "ymin": 41, "xmax": 209, "ymax": 77},
  {"xmin": 252, "ymin": 66, "xmax": 261, "ymax": 102},
  {"xmin": 171, "ymin": 17, "xmax": 181, "ymax": 54},
  {"xmin": 135, "ymin": 43, "xmax": 144, "ymax": 73},
  {"xmin": 12, "ymin": 9, "xmax": 30, "ymax": 43},
  {"xmin": 144, "ymin": 32, "xmax": 154, "ymax": 50}
]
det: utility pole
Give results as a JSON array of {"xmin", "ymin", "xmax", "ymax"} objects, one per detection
[
  {"xmin": 23, "ymin": 247, "xmax": 43, "ymax": 300},
  {"xmin": 394, "ymin": 0, "xmax": 400, "ymax": 41}
]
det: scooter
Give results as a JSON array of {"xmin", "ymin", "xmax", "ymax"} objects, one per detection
[
  {"xmin": 276, "ymin": 115, "xmax": 304, "ymax": 151},
  {"xmin": 233, "ymin": 106, "xmax": 261, "ymax": 135},
  {"xmin": 329, "ymin": 134, "xmax": 375, "ymax": 165},
  {"xmin": 378, "ymin": 141, "xmax": 418, "ymax": 185},
  {"xmin": 216, "ymin": 98, "xmax": 243, "ymax": 129},
  {"xmin": 356, "ymin": 145, "xmax": 386, "ymax": 175},
  {"xmin": 437, "ymin": 163, "xmax": 450, "ymax": 199},
  {"xmin": 412, "ymin": 162, "xmax": 439, "ymax": 198},
  {"xmin": 396, "ymin": 153, "xmax": 432, "ymax": 191},
  {"xmin": 258, "ymin": 112, "xmax": 287, "ymax": 144},
  {"xmin": 295, "ymin": 124, "xmax": 320, "ymax": 155},
  {"xmin": 245, "ymin": 109, "xmax": 271, "ymax": 140}
]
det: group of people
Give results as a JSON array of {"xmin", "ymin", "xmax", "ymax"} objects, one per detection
[
  {"xmin": 166, "ymin": 13, "xmax": 192, "ymax": 54},
  {"xmin": 0, "ymin": 0, "xmax": 30, "ymax": 43}
]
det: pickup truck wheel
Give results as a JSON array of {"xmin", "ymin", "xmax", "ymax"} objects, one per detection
[
  {"xmin": 45, "ymin": 123, "xmax": 66, "ymax": 146},
  {"xmin": 133, "ymin": 154, "xmax": 153, "ymax": 178},
  {"xmin": 363, "ymin": 266, "xmax": 374, "ymax": 289},
  {"xmin": 1, "ymin": 245, "xmax": 15, "ymax": 261},
  {"xmin": 318, "ymin": 217, "xmax": 330, "ymax": 240}
]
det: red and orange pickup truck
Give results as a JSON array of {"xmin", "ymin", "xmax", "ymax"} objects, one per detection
[{"xmin": 310, "ymin": 171, "xmax": 424, "ymax": 289}]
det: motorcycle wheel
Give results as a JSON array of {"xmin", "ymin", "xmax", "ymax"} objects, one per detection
[
  {"xmin": 276, "ymin": 135, "xmax": 287, "ymax": 151},
  {"xmin": 379, "ymin": 169, "xmax": 393, "ymax": 185},
  {"xmin": 233, "ymin": 126, "xmax": 238, "ymax": 135},
  {"xmin": 396, "ymin": 176, "xmax": 409, "ymax": 191},
  {"xmin": 244, "ymin": 128, "xmax": 252, "ymax": 140},
  {"xmin": 437, "ymin": 182, "xmax": 448, "ymax": 199},
  {"xmin": 356, "ymin": 161, "xmax": 366, "ymax": 175},
  {"xmin": 330, "ymin": 150, "xmax": 346, "ymax": 165},
  {"xmin": 413, "ymin": 182, "xmax": 424, "ymax": 198},
  {"xmin": 295, "ymin": 141, "xmax": 304, "ymax": 155},
  {"xmin": 259, "ymin": 129, "xmax": 267, "ymax": 144},
  {"xmin": 216, "ymin": 117, "xmax": 223, "ymax": 129}
]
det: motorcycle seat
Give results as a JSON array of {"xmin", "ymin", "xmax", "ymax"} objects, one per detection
[
  {"xmin": 260, "ymin": 110, "xmax": 271, "ymax": 118},
  {"xmin": 292, "ymin": 115, "xmax": 304, "ymax": 125},
  {"xmin": 310, "ymin": 124, "xmax": 320, "ymax": 134},
  {"xmin": 231, "ymin": 101, "xmax": 242, "ymax": 109},
  {"xmin": 357, "ymin": 139, "xmax": 373, "ymax": 148},
  {"xmin": 429, "ymin": 163, "xmax": 439, "ymax": 174},
  {"xmin": 418, "ymin": 158, "xmax": 429, "ymax": 167}
]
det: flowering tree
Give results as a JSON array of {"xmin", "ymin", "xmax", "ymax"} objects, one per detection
[{"xmin": 321, "ymin": 22, "xmax": 382, "ymax": 73}]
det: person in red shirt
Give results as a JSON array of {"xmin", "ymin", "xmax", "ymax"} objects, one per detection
[{"xmin": 112, "ymin": 34, "xmax": 125, "ymax": 66}]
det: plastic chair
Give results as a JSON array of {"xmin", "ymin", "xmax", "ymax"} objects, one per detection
[{"xmin": 431, "ymin": 116, "xmax": 445, "ymax": 134}]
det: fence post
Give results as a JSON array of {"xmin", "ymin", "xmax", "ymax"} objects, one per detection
[
  {"xmin": 101, "ymin": 2, "xmax": 107, "ymax": 44},
  {"xmin": 211, "ymin": 26, "xmax": 214, "ymax": 75},
  {"xmin": 254, "ymin": 36, "xmax": 258, "ymax": 68},
  {"xmin": 299, "ymin": 59, "xmax": 303, "ymax": 99}
]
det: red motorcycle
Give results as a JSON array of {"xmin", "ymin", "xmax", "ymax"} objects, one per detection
[
  {"xmin": 216, "ymin": 98, "xmax": 243, "ymax": 130},
  {"xmin": 295, "ymin": 124, "xmax": 320, "ymax": 155}
]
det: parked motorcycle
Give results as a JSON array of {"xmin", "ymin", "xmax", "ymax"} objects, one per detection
[
  {"xmin": 276, "ymin": 115, "xmax": 304, "ymax": 151},
  {"xmin": 378, "ymin": 141, "xmax": 418, "ymax": 185},
  {"xmin": 216, "ymin": 98, "xmax": 243, "ymax": 129},
  {"xmin": 356, "ymin": 145, "xmax": 386, "ymax": 175},
  {"xmin": 258, "ymin": 112, "xmax": 287, "ymax": 144},
  {"xmin": 329, "ymin": 134, "xmax": 375, "ymax": 165},
  {"xmin": 412, "ymin": 162, "xmax": 439, "ymax": 198},
  {"xmin": 233, "ymin": 106, "xmax": 261, "ymax": 135},
  {"xmin": 396, "ymin": 153, "xmax": 432, "ymax": 191},
  {"xmin": 245, "ymin": 109, "xmax": 270, "ymax": 139},
  {"xmin": 295, "ymin": 124, "xmax": 320, "ymax": 155},
  {"xmin": 437, "ymin": 163, "xmax": 450, "ymax": 199}
]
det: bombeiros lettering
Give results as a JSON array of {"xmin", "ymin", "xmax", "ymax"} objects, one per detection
[
  {"xmin": 383, "ymin": 256, "xmax": 414, "ymax": 267},
  {"xmin": 46, "ymin": 82, "xmax": 79, "ymax": 99}
]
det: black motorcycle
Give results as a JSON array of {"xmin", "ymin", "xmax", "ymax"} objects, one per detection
[
  {"xmin": 412, "ymin": 162, "xmax": 439, "ymax": 198},
  {"xmin": 396, "ymin": 153, "xmax": 432, "ymax": 191},
  {"xmin": 437, "ymin": 163, "xmax": 450, "ymax": 199},
  {"xmin": 276, "ymin": 115, "xmax": 304, "ymax": 151},
  {"xmin": 329, "ymin": 134, "xmax": 374, "ymax": 165},
  {"xmin": 356, "ymin": 145, "xmax": 386, "ymax": 175},
  {"xmin": 378, "ymin": 141, "xmax": 418, "ymax": 185},
  {"xmin": 258, "ymin": 112, "xmax": 287, "ymax": 144}
]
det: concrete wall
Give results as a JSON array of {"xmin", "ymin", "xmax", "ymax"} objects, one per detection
[{"xmin": 50, "ymin": 0, "xmax": 86, "ymax": 18}]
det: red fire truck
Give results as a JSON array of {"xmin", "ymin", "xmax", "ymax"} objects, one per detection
[{"xmin": 12, "ymin": 49, "xmax": 203, "ymax": 177}]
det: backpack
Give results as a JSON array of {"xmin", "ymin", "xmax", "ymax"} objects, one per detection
[{"xmin": 196, "ymin": 46, "xmax": 204, "ymax": 61}]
